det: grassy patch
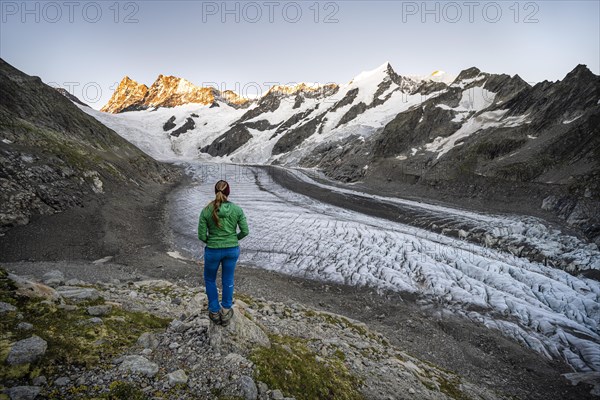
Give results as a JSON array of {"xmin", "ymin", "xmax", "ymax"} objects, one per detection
[
  {"xmin": 234, "ymin": 292, "xmax": 258, "ymax": 308},
  {"xmin": 418, "ymin": 361, "xmax": 470, "ymax": 400},
  {"xmin": 0, "ymin": 267, "xmax": 170, "ymax": 380},
  {"xmin": 304, "ymin": 311, "xmax": 379, "ymax": 342},
  {"xmin": 250, "ymin": 334, "xmax": 363, "ymax": 400},
  {"xmin": 437, "ymin": 375, "xmax": 470, "ymax": 400},
  {"xmin": 104, "ymin": 381, "xmax": 147, "ymax": 400}
]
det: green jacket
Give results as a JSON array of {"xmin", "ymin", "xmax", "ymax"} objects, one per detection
[{"xmin": 198, "ymin": 201, "xmax": 249, "ymax": 248}]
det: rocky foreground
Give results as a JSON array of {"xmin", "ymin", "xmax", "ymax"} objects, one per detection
[{"xmin": 0, "ymin": 267, "xmax": 508, "ymax": 400}]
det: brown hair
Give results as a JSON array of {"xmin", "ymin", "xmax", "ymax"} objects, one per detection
[{"xmin": 211, "ymin": 180, "xmax": 229, "ymax": 227}]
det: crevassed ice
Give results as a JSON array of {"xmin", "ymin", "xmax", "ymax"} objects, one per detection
[{"xmin": 172, "ymin": 162, "xmax": 600, "ymax": 373}]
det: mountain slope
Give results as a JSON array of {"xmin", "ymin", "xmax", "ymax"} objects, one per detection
[
  {"xmin": 93, "ymin": 62, "xmax": 600, "ymax": 244},
  {"xmin": 0, "ymin": 58, "xmax": 178, "ymax": 233}
]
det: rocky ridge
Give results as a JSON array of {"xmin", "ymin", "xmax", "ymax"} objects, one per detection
[
  {"xmin": 0, "ymin": 266, "xmax": 508, "ymax": 400},
  {"xmin": 101, "ymin": 75, "xmax": 252, "ymax": 114}
]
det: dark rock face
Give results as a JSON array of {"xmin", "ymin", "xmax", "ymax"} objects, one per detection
[
  {"xmin": 372, "ymin": 99, "xmax": 459, "ymax": 159},
  {"xmin": 293, "ymin": 95, "xmax": 304, "ymax": 109},
  {"xmin": 328, "ymin": 88, "xmax": 359, "ymax": 114},
  {"xmin": 272, "ymin": 108, "xmax": 316, "ymax": 137},
  {"xmin": 300, "ymin": 135, "xmax": 372, "ymax": 182},
  {"xmin": 483, "ymin": 73, "xmax": 529, "ymax": 102},
  {"xmin": 170, "ymin": 117, "xmax": 195, "ymax": 137},
  {"xmin": 272, "ymin": 114, "xmax": 325, "ymax": 155},
  {"xmin": 335, "ymin": 102, "xmax": 368, "ymax": 128},
  {"xmin": 199, "ymin": 125, "xmax": 252, "ymax": 157},
  {"xmin": 243, "ymin": 119, "xmax": 278, "ymax": 132},
  {"xmin": 0, "ymin": 58, "xmax": 177, "ymax": 233},
  {"xmin": 238, "ymin": 94, "xmax": 282, "ymax": 124},
  {"xmin": 163, "ymin": 116, "xmax": 176, "ymax": 131}
]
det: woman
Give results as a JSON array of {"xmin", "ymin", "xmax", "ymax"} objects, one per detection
[{"xmin": 198, "ymin": 180, "xmax": 249, "ymax": 326}]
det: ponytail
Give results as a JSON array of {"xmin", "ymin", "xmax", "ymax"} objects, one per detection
[{"xmin": 211, "ymin": 180, "xmax": 230, "ymax": 227}]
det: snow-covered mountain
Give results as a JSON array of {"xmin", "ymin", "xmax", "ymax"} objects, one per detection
[
  {"xmin": 87, "ymin": 62, "xmax": 600, "ymax": 245},
  {"xmin": 93, "ymin": 62, "xmax": 449, "ymax": 162}
]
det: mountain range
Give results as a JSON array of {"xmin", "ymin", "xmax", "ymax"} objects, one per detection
[{"xmin": 93, "ymin": 62, "xmax": 600, "ymax": 245}]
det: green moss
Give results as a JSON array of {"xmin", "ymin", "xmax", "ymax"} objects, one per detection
[
  {"xmin": 250, "ymin": 334, "xmax": 363, "ymax": 400},
  {"xmin": 421, "ymin": 379, "xmax": 438, "ymax": 392},
  {"xmin": 0, "ymin": 267, "xmax": 170, "ymax": 380},
  {"xmin": 305, "ymin": 311, "xmax": 377, "ymax": 341},
  {"xmin": 234, "ymin": 292, "xmax": 258, "ymax": 308},
  {"xmin": 105, "ymin": 381, "xmax": 147, "ymax": 400},
  {"xmin": 437, "ymin": 375, "xmax": 470, "ymax": 400},
  {"xmin": 0, "ymin": 268, "xmax": 18, "ymax": 305},
  {"xmin": 303, "ymin": 309, "xmax": 317, "ymax": 317},
  {"xmin": 418, "ymin": 361, "xmax": 470, "ymax": 400},
  {"xmin": 76, "ymin": 297, "xmax": 107, "ymax": 307}
]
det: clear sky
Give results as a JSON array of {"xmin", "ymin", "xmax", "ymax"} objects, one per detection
[{"xmin": 1, "ymin": 0, "xmax": 598, "ymax": 109}]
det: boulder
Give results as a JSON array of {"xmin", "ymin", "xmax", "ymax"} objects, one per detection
[
  {"xmin": 185, "ymin": 293, "xmax": 208, "ymax": 317},
  {"xmin": 0, "ymin": 301, "xmax": 17, "ymax": 314},
  {"xmin": 54, "ymin": 376, "xmax": 70, "ymax": 386},
  {"xmin": 5, "ymin": 386, "xmax": 41, "ymax": 400},
  {"xmin": 31, "ymin": 376, "xmax": 46, "ymax": 386},
  {"xmin": 118, "ymin": 355, "xmax": 159, "ymax": 377},
  {"xmin": 6, "ymin": 335, "xmax": 47, "ymax": 365},
  {"xmin": 208, "ymin": 304, "xmax": 270, "ymax": 352},
  {"xmin": 166, "ymin": 369, "xmax": 188, "ymax": 386},
  {"xmin": 56, "ymin": 286, "xmax": 100, "ymax": 302},
  {"xmin": 16, "ymin": 322, "xmax": 33, "ymax": 331},
  {"xmin": 41, "ymin": 270, "xmax": 64, "ymax": 287},
  {"xmin": 87, "ymin": 304, "xmax": 112, "ymax": 316},
  {"xmin": 222, "ymin": 375, "xmax": 258, "ymax": 400},
  {"xmin": 137, "ymin": 332, "xmax": 159, "ymax": 349},
  {"xmin": 8, "ymin": 274, "xmax": 60, "ymax": 301}
]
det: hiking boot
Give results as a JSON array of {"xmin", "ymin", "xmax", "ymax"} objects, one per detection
[
  {"xmin": 220, "ymin": 307, "xmax": 234, "ymax": 327},
  {"xmin": 208, "ymin": 311, "xmax": 221, "ymax": 325}
]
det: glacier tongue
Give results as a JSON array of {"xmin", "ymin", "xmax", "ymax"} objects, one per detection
[{"xmin": 170, "ymin": 162, "xmax": 600, "ymax": 373}]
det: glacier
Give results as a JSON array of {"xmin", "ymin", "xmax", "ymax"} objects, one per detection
[{"xmin": 167, "ymin": 162, "xmax": 600, "ymax": 374}]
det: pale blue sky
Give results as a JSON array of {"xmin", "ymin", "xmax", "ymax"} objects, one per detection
[{"xmin": 1, "ymin": 0, "xmax": 598, "ymax": 109}]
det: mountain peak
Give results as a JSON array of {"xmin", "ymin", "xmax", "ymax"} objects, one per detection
[
  {"xmin": 453, "ymin": 67, "xmax": 482, "ymax": 83},
  {"xmin": 563, "ymin": 64, "xmax": 596, "ymax": 83},
  {"xmin": 101, "ymin": 76, "xmax": 148, "ymax": 113},
  {"xmin": 349, "ymin": 62, "xmax": 397, "ymax": 86}
]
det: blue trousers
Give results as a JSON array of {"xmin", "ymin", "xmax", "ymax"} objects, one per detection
[{"xmin": 203, "ymin": 246, "xmax": 240, "ymax": 313}]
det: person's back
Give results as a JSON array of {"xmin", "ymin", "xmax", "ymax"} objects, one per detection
[
  {"xmin": 198, "ymin": 180, "xmax": 249, "ymax": 326},
  {"xmin": 199, "ymin": 201, "xmax": 248, "ymax": 248}
]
